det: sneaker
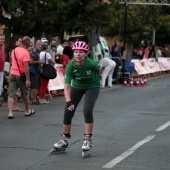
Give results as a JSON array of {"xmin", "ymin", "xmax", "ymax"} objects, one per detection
[
  {"xmin": 81, "ymin": 135, "xmax": 92, "ymax": 151},
  {"xmin": 39, "ymin": 99, "xmax": 50, "ymax": 104}
]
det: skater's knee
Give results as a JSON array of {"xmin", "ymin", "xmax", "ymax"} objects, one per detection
[
  {"xmin": 63, "ymin": 111, "xmax": 74, "ymax": 124},
  {"xmin": 85, "ymin": 115, "xmax": 93, "ymax": 123}
]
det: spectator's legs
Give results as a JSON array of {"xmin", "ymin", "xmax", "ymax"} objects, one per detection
[
  {"xmin": 0, "ymin": 72, "xmax": 3, "ymax": 106},
  {"xmin": 31, "ymin": 88, "xmax": 38, "ymax": 101},
  {"xmin": 108, "ymin": 63, "xmax": 116, "ymax": 87},
  {"xmin": 8, "ymin": 97, "xmax": 14, "ymax": 116},
  {"xmin": 8, "ymin": 75, "xmax": 18, "ymax": 117},
  {"xmin": 39, "ymin": 78, "xmax": 49, "ymax": 99},
  {"xmin": 23, "ymin": 98, "xmax": 29, "ymax": 113},
  {"xmin": 101, "ymin": 67, "xmax": 111, "ymax": 88},
  {"xmin": 0, "ymin": 72, "xmax": 3, "ymax": 93}
]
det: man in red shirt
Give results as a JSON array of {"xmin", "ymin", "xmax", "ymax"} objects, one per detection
[{"xmin": 0, "ymin": 34, "xmax": 5, "ymax": 107}]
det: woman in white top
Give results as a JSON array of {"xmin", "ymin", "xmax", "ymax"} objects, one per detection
[
  {"xmin": 39, "ymin": 43, "xmax": 55, "ymax": 104},
  {"xmin": 156, "ymin": 47, "xmax": 162, "ymax": 58}
]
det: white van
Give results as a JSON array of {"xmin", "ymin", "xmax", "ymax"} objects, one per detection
[{"xmin": 67, "ymin": 34, "xmax": 111, "ymax": 60}]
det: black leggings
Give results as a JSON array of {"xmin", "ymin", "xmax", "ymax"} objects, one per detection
[{"xmin": 63, "ymin": 87, "xmax": 100, "ymax": 125}]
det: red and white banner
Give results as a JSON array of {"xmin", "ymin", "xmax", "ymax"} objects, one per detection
[
  {"xmin": 131, "ymin": 57, "xmax": 170, "ymax": 75},
  {"xmin": 48, "ymin": 64, "xmax": 65, "ymax": 91}
]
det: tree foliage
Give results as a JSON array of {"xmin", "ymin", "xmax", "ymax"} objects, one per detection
[
  {"xmin": 0, "ymin": 0, "xmax": 170, "ymax": 45},
  {"xmin": 0, "ymin": 0, "xmax": 111, "ymax": 39},
  {"xmin": 101, "ymin": 0, "xmax": 170, "ymax": 45}
]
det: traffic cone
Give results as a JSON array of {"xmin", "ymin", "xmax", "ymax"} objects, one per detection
[
  {"xmin": 141, "ymin": 78, "xmax": 144, "ymax": 87},
  {"xmin": 136, "ymin": 79, "xmax": 140, "ymax": 87},
  {"xmin": 129, "ymin": 78, "xmax": 134, "ymax": 87},
  {"xmin": 123, "ymin": 78, "xmax": 128, "ymax": 87},
  {"xmin": 144, "ymin": 77, "xmax": 147, "ymax": 85}
]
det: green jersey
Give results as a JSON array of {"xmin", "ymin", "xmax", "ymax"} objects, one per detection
[{"xmin": 65, "ymin": 58, "xmax": 100, "ymax": 89}]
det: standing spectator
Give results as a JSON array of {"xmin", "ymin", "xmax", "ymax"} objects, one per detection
[
  {"xmin": 30, "ymin": 40, "xmax": 44, "ymax": 105},
  {"xmin": 6, "ymin": 36, "xmax": 22, "ymax": 62},
  {"xmin": 142, "ymin": 45, "xmax": 150, "ymax": 59},
  {"xmin": 41, "ymin": 37, "xmax": 48, "ymax": 43},
  {"xmin": 53, "ymin": 46, "xmax": 73, "ymax": 95},
  {"xmin": 59, "ymin": 46, "xmax": 73, "ymax": 72},
  {"xmin": 27, "ymin": 41, "xmax": 33, "ymax": 53},
  {"xmin": 7, "ymin": 35, "xmax": 23, "ymax": 111},
  {"xmin": 148, "ymin": 45, "xmax": 155, "ymax": 58},
  {"xmin": 7, "ymin": 36, "xmax": 35, "ymax": 119},
  {"xmin": 56, "ymin": 39, "xmax": 68, "ymax": 63},
  {"xmin": 52, "ymin": 36, "xmax": 59, "ymax": 43},
  {"xmin": 39, "ymin": 43, "xmax": 55, "ymax": 104},
  {"xmin": 162, "ymin": 47, "xmax": 168, "ymax": 57},
  {"xmin": 68, "ymin": 40, "xmax": 74, "ymax": 48},
  {"xmin": 111, "ymin": 39, "xmax": 122, "ymax": 59},
  {"xmin": 48, "ymin": 38, "xmax": 57, "ymax": 54},
  {"xmin": 48, "ymin": 38, "xmax": 59, "ymax": 63},
  {"xmin": 98, "ymin": 54, "xmax": 116, "ymax": 88},
  {"xmin": 0, "ymin": 34, "xmax": 5, "ymax": 107},
  {"xmin": 111, "ymin": 39, "xmax": 122, "ymax": 79},
  {"xmin": 51, "ymin": 41, "xmax": 100, "ymax": 155},
  {"xmin": 156, "ymin": 46, "xmax": 163, "ymax": 58}
]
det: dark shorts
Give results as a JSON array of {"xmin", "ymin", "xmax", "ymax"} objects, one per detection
[
  {"xmin": 8, "ymin": 74, "xmax": 29, "ymax": 99},
  {"xmin": 30, "ymin": 67, "xmax": 40, "ymax": 89}
]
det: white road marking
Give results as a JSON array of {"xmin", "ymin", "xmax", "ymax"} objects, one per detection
[
  {"xmin": 103, "ymin": 135, "xmax": 155, "ymax": 169},
  {"xmin": 155, "ymin": 120, "xmax": 170, "ymax": 132}
]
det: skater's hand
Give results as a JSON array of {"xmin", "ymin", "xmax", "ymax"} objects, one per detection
[{"xmin": 66, "ymin": 101, "xmax": 75, "ymax": 111}]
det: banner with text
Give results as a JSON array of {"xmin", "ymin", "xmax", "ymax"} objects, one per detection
[{"xmin": 48, "ymin": 64, "xmax": 65, "ymax": 91}]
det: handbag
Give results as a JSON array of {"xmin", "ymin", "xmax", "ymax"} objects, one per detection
[
  {"xmin": 20, "ymin": 72, "xmax": 26, "ymax": 81},
  {"xmin": 40, "ymin": 53, "xmax": 57, "ymax": 80},
  {"xmin": 14, "ymin": 49, "xmax": 26, "ymax": 81},
  {"xmin": 38, "ymin": 64, "xmax": 43, "ymax": 74}
]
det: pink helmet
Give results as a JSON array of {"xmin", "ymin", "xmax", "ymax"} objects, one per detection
[{"xmin": 72, "ymin": 41, "xmax": 88, "ymax": 51}]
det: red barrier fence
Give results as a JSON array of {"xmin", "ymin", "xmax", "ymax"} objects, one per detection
[{"xmin": 131, "ymin": 58, "xmax": 170, "ymax": 76}]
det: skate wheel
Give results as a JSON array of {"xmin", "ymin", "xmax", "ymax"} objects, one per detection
[
  {"xmin": 50, "ymin": 149, "xmax": 54, "ymax": 154},
  {"xmin": 50, "ymin": 148, "xmax": 66, "ymax": 155},
  {"xmin": 82, "ymin": 152, "xmax": 86, "ymax": 158},
  {"xmin": 82, "ymin": 151, "xmax": 90, "ymax": 158}
]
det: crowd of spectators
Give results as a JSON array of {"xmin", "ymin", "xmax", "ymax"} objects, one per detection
[{"xmin": 0, "ymin": 35, "xmax": 75, "ymax": 119}]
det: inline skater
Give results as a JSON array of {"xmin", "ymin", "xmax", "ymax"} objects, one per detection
[{"xmin": 50, "ymin": 41, "xmax": 101, "ymax": 157}]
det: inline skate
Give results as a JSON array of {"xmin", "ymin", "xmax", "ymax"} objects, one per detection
[
  {"xmin": 81, "ymin": 134, "xmax": 93, "ymax": 158},
  {"xmin": 50, "ymin": 134, "xmax": 70, "ymax": 154}
]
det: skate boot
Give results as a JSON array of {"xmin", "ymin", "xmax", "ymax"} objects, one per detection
[
  {"xmin": 81, "ymin": 134, "xmax": 93, "ymax": 158},
  {"xmin": 50, "ymin": 133, "xmax": 70, "ymax": 154}
]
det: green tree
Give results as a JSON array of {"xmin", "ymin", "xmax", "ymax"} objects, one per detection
[
  {"xmin": 101, "ymin": 0, "xmax": 170, "ymax": 45},
  {"xmin": 0, "ymin": 0, "xmax": 112, "ymax": 39},
  {"xmin": 1, "ymin": 0, "xmax": 170, "ymax": 46}
]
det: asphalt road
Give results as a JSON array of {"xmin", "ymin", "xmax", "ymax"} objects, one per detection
[{"xmin": 1, "ymin": 74, "xmax": 170, "ymax": 170}]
